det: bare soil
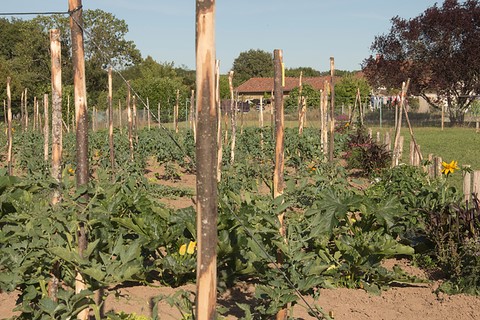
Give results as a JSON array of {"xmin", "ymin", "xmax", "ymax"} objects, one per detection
[{"xmin": 2, "ymin": 162, "xmax": 480, "ymax": 319}]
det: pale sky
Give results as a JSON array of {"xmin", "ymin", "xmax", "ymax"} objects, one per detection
[{"xmin": 1, "ymin": 1, "xmax": 442, "ymax": 73}]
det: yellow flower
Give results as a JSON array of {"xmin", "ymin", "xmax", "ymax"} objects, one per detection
[
  {"xmin": 187, "ymin": 241, "xmax": 197, "ymax": 254},
  {"xmin": 179, "ymin": 244, "xmax": 187, "ymax": 256},
  {"xmin": 68, "ymin": 167, "xmax": 75, "ymax": 175},
  {"xmin": 441, "ymin": 160, "xmax": 459, "ymax": 175}
]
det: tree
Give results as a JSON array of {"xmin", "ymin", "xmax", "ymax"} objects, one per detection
[
  {"xmin": 362, "ymin": 0, "xmax": 480, "ymax": 125},
  {"xmin": 231, "ymin": 49, "xmax": 273, "ymax": 86},
  {"xmin": 284, "ymin": 84, "xmax": 320, "ymax": 114},
  {"xmin": 335, "ymin": 74, "xmax": 371, "ymax": 110},
  {"xmin": 285, "ymin": 67, "xmax": 320, "ymax": 77}
]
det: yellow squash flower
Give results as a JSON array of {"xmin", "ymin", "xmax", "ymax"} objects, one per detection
[
  {"xmin": 187, "ymin": 241, "xmax": 197, "ymax": 254},
  {"xmin": 179, "ymin": 244, "xmax": 187, "ymax": 256},
  {"xmin": 441, "ymin": 160, "xmax": 459, "ymax": 175}
]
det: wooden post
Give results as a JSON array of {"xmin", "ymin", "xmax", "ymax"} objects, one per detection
[
  {"xmin": 24, "ymin": 88, "xmax": 28, "ymax": 132},
  {"xmin": 195, "ymin": 1, "xmax": 218, "ymax": 319},
  {"xmin": 215, "ymin": 60, "xmax": 222, "ymax": 182},
  {"xmin": 132, "ymin": 95, "xmax": 138, "ymax": 143},
  {"xmin": 147, "ymin": 97, "xmax": 151, "ymax": 130},
  {"xmin": 69, "ymin": 2, "xmax": 90, "ymax": 318},
  {"xmin": 228, "ymin": 71, "xmax": 236, "ymax": 164},
  {"xmin": 392, "ymin": 81, "xmax": 408, "ymax": 167},
  {"xmin": 463, "ymin": 166, "xmax": 472, "ymax": 203},
  {"xmin": 385, "ymin": 131, "xmax": 391, "ymax": 150},
  {"xmin": 21, "ymin": 90, "xmax": 25, "ymax": 132},
  {"xmin": 174, "ymin": 89, "xmax": 179, "ymax": 133},
  {"xmin": 473, "ymin": 171, "xmax": 480, "ymax": 200},
  {"xmin": 92, "ymin": 106, "xmax": 96, "ymax": 132},
  {"xmin": 297, "ymin": 70, "xmax": 303, "ymax": 125},
  {"xmin": 108, "ymin": 67, "xmax": 115, "ymax": 177},
  {"xmin": 44, "ymin": 94, "xmax": 50, "ymax": 162},
  {"xmin": 329, "ymin": 57, "xmax": 335, "ymax": 162},
  {"xmin": 50, "ymin": 29, "xmax": 63, "ymax": 206},
  {"xmin": 273, "ymin": 49, "xmax": 287, "ymax": 320},
  {"xmin": 259, "ymin": 97, "xmax": 264, "ymax": 128},
  {"xmin": 126, "ymin": 82, "xmax": 134, "ymax": 161},
  {"xmin": 6, "ymin": 78, "xmax": 13, "ymax": 176}
]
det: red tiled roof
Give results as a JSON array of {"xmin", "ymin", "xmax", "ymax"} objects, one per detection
[{"xmin": 236, "ymin": 76, "xmax": 336, "ymax": 94}]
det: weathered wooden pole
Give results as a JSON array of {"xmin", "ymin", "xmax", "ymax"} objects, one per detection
[
  {"xmin": 20, "ymin": 91, "xmax": 25, "ymax": 132},
  {"xmin": 147, "ymin": 97, "xmax": 151, "ymax": 130},
  {"xmin": 50, "ymin": 29, "xmax": 63, "ymax": 205},
  {"xmin": 24, "ymin": 89, "xmax": 28, "ymax": 132},
  {"xmin": 392, "ymin": 81, "xmax": 407, "ymax": 167},
  {"xmin": 69, "ymin": 1, "xmax": 90, "ymax": 318},
  {"xmin": 126, "ymin": 82, "xmax": 134, "ymax": 161},
  {"xmin": 329, "ymin": 57, "xmax": 335, "ymax": 162},
  {"xmin": 273, "ymin": 49, "xmax": 287, "ymax": 320},
  {"xmin": 215, "ymin": 60, "xmax": 223, "ymax": 182},
  {"xmin": 157, "ymin": 101, "xmax": 161, "ymax": 128},
  {"xmin": 195, "ymin": 1, "xmax": 218, "ymax": 318},
  {"xmin": 132, "ymin": 95, "xmax": 138, "ymax": 143},
  {"xmin": 108, "ymin": 67, "xmax": 115, "ymax": 177},
  {"xmin": 6, "ymin": 78, "xmax": 13, "ymax": 176},
  {"xmin": 44, "ymin": 94, "xmax": 50, "ymax": 162},
  {"xmin": 228, "ymin": 70, "xmax": 236, "ymax": 164},
  {"xmin": 175, "ymin": 89, "xmax": 180, "ymax": 133}
]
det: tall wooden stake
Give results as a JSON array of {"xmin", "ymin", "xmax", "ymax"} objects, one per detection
[
  {"xmin": 273, "ymin": 49, "xmax": 287, "ymax": 320},
  {"xmin": 329, "ymin": 57, "xmax": 335, "ymax": 162},
  {"xmin": 215, "ymin": 60, "xmax": 223, "ymax": 182},
  {"xmin": 127, "ymin": 82, "xmax": 134, "ymax": 161},
  {"xmin": 157, "ymin": 101, "xmax": 161, "ymax": 128},
  {"xmin": 108, "ymin": 67, "xmax": 115, "ymax": 178},
  {"xmin": 228, "ymin": 70, "xmax": 236, "ymax": 164},
  {"xmin": 175, "ymin": 89, "xmax": 180, "ymax": 133},
  {"xmin": 24, "ymin": 89, "xmax": 28, "ymax": 132},
  {"xmin": 50, "ymin": 29, "xmax": 63, "ymax": 205},
  {"xmin": 6, "ymin": 78, "xmax": 13, "ymax": 176},
  {"xmin": 69, "ymin": 1, "xmax": 90, "ymax": 318},
  {"xmin": 195, "ymin": 1, "xmax": 218, "ymax": 318},
  {"xmin": 44, "ymin": 94, "xmax": 50, "ymax": 162}
]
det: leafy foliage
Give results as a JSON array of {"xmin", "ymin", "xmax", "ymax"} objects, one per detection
[{"xmin": 362, "ymin": 0, "xmax": 480, "ymax": 124}]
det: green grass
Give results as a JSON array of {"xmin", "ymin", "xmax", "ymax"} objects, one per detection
[{"xmin": 371, "ymin": 126, "xmax": 480, "ymax": 190}]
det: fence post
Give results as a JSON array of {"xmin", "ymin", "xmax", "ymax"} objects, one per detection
[
  {"xmin": 50, "ymin": 29, "xmax": 63, "ymax": 206},
  {"xmin": 195, "ymin": 1, "xmax": 218, "ymax": 319},
  {"xmin": 6, "ymin": 78, "xmax": 13, "ymax": 175},
  {"xmin": 329, "ymin": 57, "xmax": 335, "ymax": 162},
  {"xmin": 108, "ymin": 67, "xmax": 115, "ymax": 177}
]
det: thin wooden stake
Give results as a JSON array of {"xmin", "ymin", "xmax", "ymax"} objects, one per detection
[
  {"xmin": 215, "ymin": 60, "xmax": 222, "ymax": 182},
  {"xmin": 44, "ymin": 94, "xmax": 50, "ymax": 162},
  {"xmin": 108, "ymin": 67, "xmax": 115, "ymax": 178},
  {"xmin": 228, "ymin": 70, "xmax": 236, "ymax": 164},
  {"xmin": 195, "ymin": 1, "xmax": 218, "ymax": 318},
  {"xmin": 50, "ymin": 29, "xmax": 63, "ymax": 206},
  {"xmin": 69, "ymin": 2, "xmax": 90, "ymax": 318},
  {"xmin": 175, "ymin": 89, "xmax": 179, "ymax": 133},
  {"xmin": 329, "ymin": 57, "xmax": 335, "ymax": 162},
  {"xmin": 273, "ymin": 49, "xmax": 287, "ymax": 320},
  {"xmin": 127, "ymin": 82, "xmax": 134, "ymax": 161},
  {"xmin": 24, "ymin": 88, "xmax": 28, "ymax": 132},
  {"xmin": 6, "ymin": 78, "xmax": 13, "ymax": 175}
]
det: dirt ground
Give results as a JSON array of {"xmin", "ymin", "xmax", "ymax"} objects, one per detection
[{"xmin": 2, "ymin": 163, "xmax": 480, "ymax": 319}]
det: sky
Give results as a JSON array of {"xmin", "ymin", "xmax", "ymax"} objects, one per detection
[{"xmin": 1, "ymin": 1, "xmax": 442, "ymax": 74}]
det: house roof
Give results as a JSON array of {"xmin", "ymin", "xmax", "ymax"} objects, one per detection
[{"xmin": 236, "ymin": 76, "xmax": 336, "ymax": 94}]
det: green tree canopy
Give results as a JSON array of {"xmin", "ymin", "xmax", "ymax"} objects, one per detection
[
  {"xmin": 335, "ymin": 74, "xmax": 371, "ymax": 110},
  {"xmin": 232, "ymin": 49, "xmax": 273, "ymax": 86},
  {"xmin": 284, "ymin": 84, "xmax": 321, "ymax": 114}
]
